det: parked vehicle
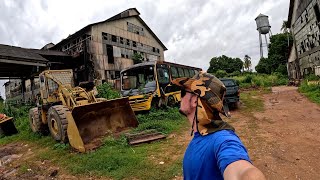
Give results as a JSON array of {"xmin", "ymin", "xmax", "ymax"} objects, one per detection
[
  {"xmin": 28, "ymin": 69, "xmax": 139, "ymax": 152},
  {"xmin": 219, "ymin": 78, "xmax": 240, "ymax": 108},
  {"xmin": 120, "ymin": 61, "xmax": 201, "ymax": 111}
]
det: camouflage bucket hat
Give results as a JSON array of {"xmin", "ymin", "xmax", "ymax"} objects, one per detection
[
  {"xmin": 171, "ymin": 72, "xmax": 230, "ymax": 117},
  {"xmin": 171, "ymin": 72, "xmax": 234, "ymax": 136}
]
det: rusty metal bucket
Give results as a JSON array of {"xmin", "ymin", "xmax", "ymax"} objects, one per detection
[
  {"xmin": 66, "ymin": 97, "xmax": 138, "ymax": 152},
  {"xmin": 0, "ymin": 115, "xmax": 18, "ymax": 136}
]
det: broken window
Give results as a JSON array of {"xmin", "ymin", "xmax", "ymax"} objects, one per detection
[
  {"xmin": 305, "ymin": 11, "xmax": 309, "ymax": 22},
  {"xmin": 102, "ymin": 33, "xmax": 108, "ymax": 40},
  {"xmin": 105, "ymin": 70, "xmax": 120, "ymax": 80},
  {"xmin": 133, "ymin": 41, "xmax": 137, "ymax": 47},
  {"xmin": 157, "ymin": 48, "xmax": 160, "ymax": 53},
  {"xmin": 106, "ymin": 45, "xmax": 114, "ymax": 64},
  {"xmin": 152, "ymin": 47, "xmax": 156, "ymax": 52},
  {"xmin": 314, "ymin": 4, "xmax": 320, "ymax": 23},
  {"xmin": 112, "ymin": 35, "xmax": 117, "ymax": 42},
  {"xmin": 120, "ymin": 37, "xmax": 124, "ymax": 44},
  {"xmin": 127, "ymin": 22, "xmax": 144, "ymax": 36},
  {"xmin": 126, "ymin": 39, "xmax": 130, "ymax": 46}
]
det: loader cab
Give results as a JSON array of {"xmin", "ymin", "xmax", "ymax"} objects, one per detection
[
  {"xmin": 39, "ymin": 70, "xmax": 74, "ymax": 105},
  {"xmin": 39, "ymin": 74, "xmax": 48, "ymax": 101}
]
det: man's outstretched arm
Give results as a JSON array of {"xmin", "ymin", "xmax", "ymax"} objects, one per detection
[{"xmin": 224, "ymin": 160, "xmax": 266, "ymax": 180}]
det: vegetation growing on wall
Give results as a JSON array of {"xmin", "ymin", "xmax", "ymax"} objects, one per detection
[{"xmin": 132, "ymin": 52, "xmax": 144, "ymax": 64}]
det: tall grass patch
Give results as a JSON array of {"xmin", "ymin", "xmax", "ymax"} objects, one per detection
[
  {"xmin": 32, "ymin": 107, "xmax": 187, "ymax": 179},
  {"xmin": 233, "ymin": 73, "xmax": 288, "ymax": 88},
  {"xmin": 135, "ymin": 107, "xmax": 187, "ymax": 134},
  {"xmin": 1, "ymin": 103, "xmax": 187, "ymax": 179},
  {"xmin": 298, "ymin": 80, "xmax": 320, "ymax": 104},
  {"xmin": 240, "ymin": 91, "xmax": 265, "ymax": 113}
]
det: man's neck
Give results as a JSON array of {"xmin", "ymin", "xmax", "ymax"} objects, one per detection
[{"xmin": 187, "ymin": 111, "xmax": 197, "ymax": 133}]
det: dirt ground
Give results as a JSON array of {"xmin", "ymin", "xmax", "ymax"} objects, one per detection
[
  {"xmin": 232, "ymin": 86, "xmax": 320, "ymax": 180},
  {"xmin": 1, "ymin": 86, "xmax": 320, "ymax": 179}
]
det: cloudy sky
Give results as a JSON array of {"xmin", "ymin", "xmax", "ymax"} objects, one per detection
[{"xmin": 0, "ymin": 0, "xmax": 289, "ymax": 99}]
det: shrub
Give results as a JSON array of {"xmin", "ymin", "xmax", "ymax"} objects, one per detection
[
  {"xmin": 305, "ymin": 74, "xmax": 320, "ymax": 81},
  {"xmin": 243, "ymin": 74, "xmax": 253, "ymax": 84},
  {"xmin": 135, "ymin": 107, "xmax": 186, "ymax": 134},
  {"xmin": 97, "ymin": 83, "xmax": 121, "ymax": 100},
  {"xmin": 214, "ymin": 70, "xmax": 227, "ymax": 78},
  {"xmin": 232, "ymin": 74, "xmax": 288, "ymax": 88}
]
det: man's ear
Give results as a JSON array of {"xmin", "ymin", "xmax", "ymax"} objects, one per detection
[{"xmin": 190, "ymin": 95, "xmax": 198, "ymax": 108}]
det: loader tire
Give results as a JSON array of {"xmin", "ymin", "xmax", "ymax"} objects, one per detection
[
  {"xmin": 167, "ymin": 95, "xmax": 176, "ymax": 107},
  {"xmin": 47, "ymin": 105, "xmax": 69, "ymax": 143},
  {"xmin": 29, "ymin": 108, "xmax": 47, "ymax": 134}
]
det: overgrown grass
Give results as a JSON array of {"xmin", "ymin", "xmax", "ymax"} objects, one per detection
[
  {"xmin": 1, "ymin": 102, "xmax": 187, "ymax": 179},
  {"xmin": 298, "ymin": 80, "xmax": 320, "ymax": 104},
  {"xmin": 35, "ymin": 108, "xmax": 186, "ymax": 179},
  {"xmin": 239, "ymin": 90, "xmax": 266, "ymax": 113},
  {"xmin": 0, "ymin": 103, "xmax": 46, "ymax": 144},
  {"xmin": 232, "ymin": 73, "xmax": 288, "ymax": 88},
  {"xmin": 135, "ymin": 107, "xmax": 186, "ymax": 134}
]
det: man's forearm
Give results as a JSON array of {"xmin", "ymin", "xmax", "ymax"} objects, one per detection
[{"xmin": 239, "ymin": 167, "xmax": 266, "ymax": 180}]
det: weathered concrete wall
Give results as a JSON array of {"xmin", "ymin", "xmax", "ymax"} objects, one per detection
[
  {"xmin": 291, "ymin": 0, "xmax": 320, "ymax": 77},
  {"xmin": 90, "ymin": 16, "xmax": 165, "ymax": 80}
]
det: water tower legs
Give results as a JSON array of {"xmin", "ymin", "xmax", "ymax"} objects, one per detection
[{"xmin": 259, "ymin": 32, "xmax": 264, "ymax": 58}]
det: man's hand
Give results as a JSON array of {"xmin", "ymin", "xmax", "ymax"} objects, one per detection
[{"xmin": 224, "ymin": 160, "xmax": 266, "ymax": 180}]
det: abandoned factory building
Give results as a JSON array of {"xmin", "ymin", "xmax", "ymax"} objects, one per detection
[
  {"xmin": 50, "ymin": 8, "xmax": 167, "ymax": 84},
  {"xmin": 287, "ymin": 0, "xmax": 320, "ymax": 79},
  {"xmin": 3, "ymin": 8, "xmax": 167, "ymax": 103}
]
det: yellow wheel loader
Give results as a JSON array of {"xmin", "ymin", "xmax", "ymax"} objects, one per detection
[{"xmin": 28, "ymin": 69, "xmax": 139, "ymax": 152}]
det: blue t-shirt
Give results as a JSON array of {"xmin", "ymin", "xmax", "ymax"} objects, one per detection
[{"xmin": 183, "ymin": 130, "xmax": 251, "ymax": 180}]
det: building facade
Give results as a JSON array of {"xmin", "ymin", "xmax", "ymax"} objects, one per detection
[
  {"xmin": 51, "ymin": 8, "xmax": 167, "ymax": 85},
  {"xmin": 287, "ymin": 0, "xmax": 320, "ymax": 79}
]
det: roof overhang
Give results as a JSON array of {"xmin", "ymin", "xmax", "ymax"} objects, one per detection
[{"xmin": 287, "ymin": 0, "xmax": 295, "ymax": 27}]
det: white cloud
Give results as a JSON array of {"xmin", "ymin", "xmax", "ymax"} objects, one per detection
[{"xmin": 0, "ymin": 0, "xmax": 289, "ymax": 97}]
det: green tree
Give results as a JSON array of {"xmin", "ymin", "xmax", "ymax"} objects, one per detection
[
  {"xmin": 207, "ymin": 55, "xmax": 244, "ymax": 74},
  {"xmin": 255, "ymin": 33, "xmax": 293, "ymax": 75},
  {"xmin": 132, "ymin": 52, "xmax": 143, "ymax": 64},
  {"xmin": 243, "ymin": 55, "xmax": 252, "ymax": 72},
  {"xmin": 281, "ymin": 20, "xmax": 288, "ymax": 33},
  {"xmin": 255, "ymin": 57, "xmax": 271, "ymax": 74},
  {"xmin": 214, "ymin": 70, "xmax": 227, "ymax": 78}
]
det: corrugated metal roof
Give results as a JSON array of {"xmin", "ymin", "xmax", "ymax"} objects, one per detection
[{"xmin": 0, "ymin": 44, "xmax": 48, "ymax": 62}]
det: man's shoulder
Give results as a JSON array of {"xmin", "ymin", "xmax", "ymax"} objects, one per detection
[
  {"xmin": 207, "ymin": 130, "xmax": 238, "ymax": 139},
  {"xmin": 205, "ymin": 130, "xmax": 243, "ymax": 147}
]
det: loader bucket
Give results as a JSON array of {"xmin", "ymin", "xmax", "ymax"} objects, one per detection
[
  {"xmin": 0, "ymin": 115, "xmax": 18, "ymax": 136},
  {"xmin": 67, "ymin": 97, "xmax": 139, "ymax": 152}
]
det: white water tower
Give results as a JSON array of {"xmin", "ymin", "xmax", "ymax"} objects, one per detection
[{"xmin": 255, "ymin": 13, "xmax": 272, "ymax": 58}]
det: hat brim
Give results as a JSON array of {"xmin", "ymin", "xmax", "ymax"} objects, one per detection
[{"xmin": 171, "ymin": 77, "xmax": 195, "ymax": 90}]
